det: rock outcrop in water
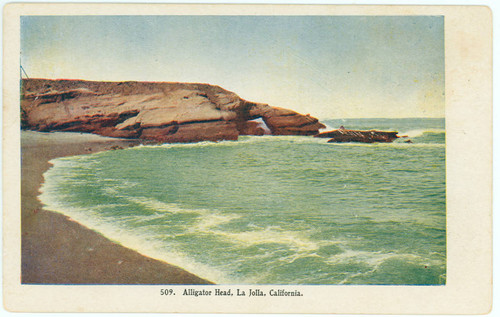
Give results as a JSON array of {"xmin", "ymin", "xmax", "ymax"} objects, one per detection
[
  {"xmin": 21, "ymin": 79, "xmax": 325, "ymax": 143},
  {"xmin": 315, "ymin": 129, "xmax": 399, "ymax": 143}
]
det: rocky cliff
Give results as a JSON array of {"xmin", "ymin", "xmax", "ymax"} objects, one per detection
[{"xmin": 21, "ymin": 79, "xmax": 325, "ymax": 143}]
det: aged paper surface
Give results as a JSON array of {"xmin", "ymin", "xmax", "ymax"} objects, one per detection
[{"xmin": 3, "ymin": 3, "xmax": 492, "ymax": 314}]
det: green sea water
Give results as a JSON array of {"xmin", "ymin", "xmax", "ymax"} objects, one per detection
[{"xmin": 39, "ymin": 118, "xmax": 446, "ymax": 284}]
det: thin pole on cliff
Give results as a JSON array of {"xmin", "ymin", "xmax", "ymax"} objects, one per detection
[{"xmin": 20, "ymin": 65, "xmax": 29, "ymax": 79}]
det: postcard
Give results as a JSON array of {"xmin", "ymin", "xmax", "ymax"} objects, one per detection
[{"xmin": 2, "ymin": 3, "xmax": 492, "ymax": 314}]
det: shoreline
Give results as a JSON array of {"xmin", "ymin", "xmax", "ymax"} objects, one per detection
[{"xmin": 21, "ymin": 131, "xmax": 213, "ymax": 284}]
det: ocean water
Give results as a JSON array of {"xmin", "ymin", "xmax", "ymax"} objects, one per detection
[{"xmin": 39, "ymin": 118, "xmax": 446, "ymax": 285}]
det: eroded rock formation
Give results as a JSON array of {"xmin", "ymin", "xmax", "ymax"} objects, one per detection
[
  {"xmin": 315, "ymin": 129, "xmax": 399, "ymax": 143},
  {"xmin": 21, "ymin": 79, "xmax": 325, "ymax": 143}
]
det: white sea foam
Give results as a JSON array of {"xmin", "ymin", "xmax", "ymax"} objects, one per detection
[
  {"xmin": 134, "ymin": 135, "xmax": 327, "ymax": 150},
  {"xmin": 399, "ymin": 128, "xmax": 445, "ymax": 138},
  {"xmin": 325, "ymin": 141, "xmax": 445, "ymax": 148},
  {"xmin": 248, "ymin": 117, "xmax": 272, "ymax": 134},
  {"xmin": 336, "ymin": 251, "xmax": 445, "ymax": 284},
  {"xmin": 276, "ymin": 252, "xmax": 323, "ymax": 265},
  {"xmin": 137, "ymin": 139, "xmax": 240, "ymax": 150},
  {"xmin": 127, "ymin": 133, "xmax": 445, "ymax": 151},
  {"xmin": 326, "ymin": 248, "xmax": 443, "ymax": 282},
  {"xmin": 39, "ymin": 162, "xmax": 72, "ymax": 205},
  {"xmin": 125, "ymin": 196, "xmax": 185, "ymax": 214},
  {"xmin": 102, "ymin": 179, "xmax": 139, "ymax": 188},
  {"xmin": 190, "ymin": 213, "xmax": 241, "ymax": 232},
  {"xmin": 319, "ymin": 123, "xmax": 336, "ymax": 132},
  {"xmin": 326, "ymin": 249, "xmax": 401, "ymax": 268},
  {"xmin": 47, "ymin": 156, "xmax": 97, "ymax": 170},
  {"xmin": 211, "ymin": 226, "xmax": 320, "ymax": 253}
]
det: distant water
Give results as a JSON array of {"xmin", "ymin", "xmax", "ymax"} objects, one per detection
[{"xmin": 39, "ymin": 118, "xmax": 446, "ymax": 285}]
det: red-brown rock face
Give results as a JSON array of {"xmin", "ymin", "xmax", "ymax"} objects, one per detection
[{"xmin": 21, "ymin": 79, "xmax": 325, "ymax": 143}]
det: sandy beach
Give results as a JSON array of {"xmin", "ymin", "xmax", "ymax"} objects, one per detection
[{"xmin": 21, "ymin": 131, "xmax": 212, "ymax": 284}]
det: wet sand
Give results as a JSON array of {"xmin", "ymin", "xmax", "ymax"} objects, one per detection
[{"xmin": 21, "ymin": 131, "xmax": 212, "ymax": 284}]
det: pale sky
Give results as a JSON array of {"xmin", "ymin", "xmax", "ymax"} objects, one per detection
[{"xmin": 21, "ymin": 15, "xmax": 444, "ymax": 119}]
